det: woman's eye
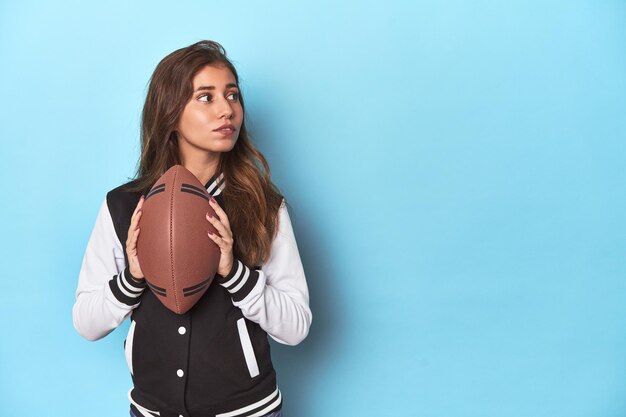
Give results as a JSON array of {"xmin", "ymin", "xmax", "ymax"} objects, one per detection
[
  {"xmin": 198, "ymin": 94, "xmax": 212, "ymax": 102},
  {"xmin": 228, "ymin": 92, "xmax": 240, "ymax": 101}
]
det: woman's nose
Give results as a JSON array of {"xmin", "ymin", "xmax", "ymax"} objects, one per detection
[{"xmin": 217, "ymin": 97, "xmax": 233, "ymax": 119}]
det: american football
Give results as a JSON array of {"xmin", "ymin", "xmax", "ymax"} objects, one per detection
[{"xmin": 136, "ymin": 164, "xmax": 221, "ymax": 314}]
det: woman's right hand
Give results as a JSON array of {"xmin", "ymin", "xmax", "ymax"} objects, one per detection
[{"xmin": 126, "ymin": 195, "xmax": 145, "ymax": 280}]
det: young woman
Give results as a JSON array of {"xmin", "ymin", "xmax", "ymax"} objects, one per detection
[{"xmin": 72, "ymin": 40, "xmax": 312, "ymax": 417}]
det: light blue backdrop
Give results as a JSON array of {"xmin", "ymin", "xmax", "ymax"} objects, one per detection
[{"xmin": 1, "ymin": 1, "xmax": 625, "ymax": 416}]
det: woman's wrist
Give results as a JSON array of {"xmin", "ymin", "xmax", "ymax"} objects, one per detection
[{"xmin": 126, "ymin": 266, "xmax": 145, "ymax": 283}]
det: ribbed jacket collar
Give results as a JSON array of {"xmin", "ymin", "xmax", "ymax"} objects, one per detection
[{"xmin": 205, "ymin": 172, "xmax": 225, "ymax": 197}]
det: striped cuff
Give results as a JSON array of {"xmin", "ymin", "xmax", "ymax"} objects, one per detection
[
  {"xmin": 216, "ymin": 259, "xmax": 259, "ymax": 302},
  {"xmin": 108, "ymin": 267, "xmax": 147, "ymax": 306}
]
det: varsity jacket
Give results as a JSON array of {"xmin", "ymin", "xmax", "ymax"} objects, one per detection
[{"xmin": 72, "ymin": 172, "xmax": 312, "ymax": 417}]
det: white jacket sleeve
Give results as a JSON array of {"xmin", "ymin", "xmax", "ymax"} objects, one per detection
[
  {"xmin": 215, "ymin": 199, "xmax": 312, "ymax": 345},
  {"xmin": 72, "ymin": 198, "xmax": 147, "ymax": 341}
]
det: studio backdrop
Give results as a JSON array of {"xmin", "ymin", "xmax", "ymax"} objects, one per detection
[{"xmin": 0, "ymin": 1, "xmax": 625, "ymax": 416}]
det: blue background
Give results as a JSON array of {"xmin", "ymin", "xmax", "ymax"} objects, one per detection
[{"xmin": 1, "ymin": 1, "xmax": 625, "ymax": 416}]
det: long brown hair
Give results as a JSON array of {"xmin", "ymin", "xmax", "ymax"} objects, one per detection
[{"xmin": 124, "ymin": 40, "xmax": 284, "ymax": 266}]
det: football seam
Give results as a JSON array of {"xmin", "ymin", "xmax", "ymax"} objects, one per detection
[{"xmin": 170, "ymin": 166, "xmax": 180, "ymax": 314}]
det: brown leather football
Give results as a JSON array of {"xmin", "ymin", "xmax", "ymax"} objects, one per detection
[{"xmin": 136, "ymin": 164, "xmax": 221, "ymax": 314}]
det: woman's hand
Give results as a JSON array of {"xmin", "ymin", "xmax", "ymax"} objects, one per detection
[
  {"xmin": 206, "ymin": 196, "xmax": 234, "ymax": 277},
  {"xmin": 126, "ymin": 195, "xmax": 145, "ymax": 280}
]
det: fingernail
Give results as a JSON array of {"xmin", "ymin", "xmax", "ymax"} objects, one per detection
[
  {"xmin": 210, "ymin": 196, "xmax": 216, "ymax": 203},
  {"xmin": 206, "ymin": 212, "xmax": 213, "ymax": 219}
]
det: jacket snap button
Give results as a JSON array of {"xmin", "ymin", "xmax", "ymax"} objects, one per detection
[
  {"xmin": 177, "ymin": 369, "xmax": 184, "ymax": 377},
  {"xmin": 178, "ymin": 326, "xmax": 186, "ymax": 335}
]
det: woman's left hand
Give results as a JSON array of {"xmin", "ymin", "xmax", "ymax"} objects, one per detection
[{"xmin": 206, "ymin": 196, "xmax": 235, "ymax": 277}]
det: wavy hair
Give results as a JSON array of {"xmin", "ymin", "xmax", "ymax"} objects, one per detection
[{"xmin": 124, "ymin": 40, "xmax": 284, "ymax": 266}]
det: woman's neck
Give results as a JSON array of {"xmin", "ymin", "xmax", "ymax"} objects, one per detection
[{"xmin": 181, "ymin": 158, "xmax": 219, "ymax": 186}]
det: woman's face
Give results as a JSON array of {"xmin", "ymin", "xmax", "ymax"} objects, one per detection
[{"xmin": 176, "ymin": 64, "xmax": 243, "ymax": 160}]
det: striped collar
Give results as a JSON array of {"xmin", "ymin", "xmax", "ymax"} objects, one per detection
[{"xmin": 205, "ymin": 172, "xmax": 225, "ymax": 197}]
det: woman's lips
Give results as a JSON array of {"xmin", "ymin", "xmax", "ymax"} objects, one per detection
[{"xmin": 215, "ymin": 128, "xmax": 236, "ymax": 135}]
